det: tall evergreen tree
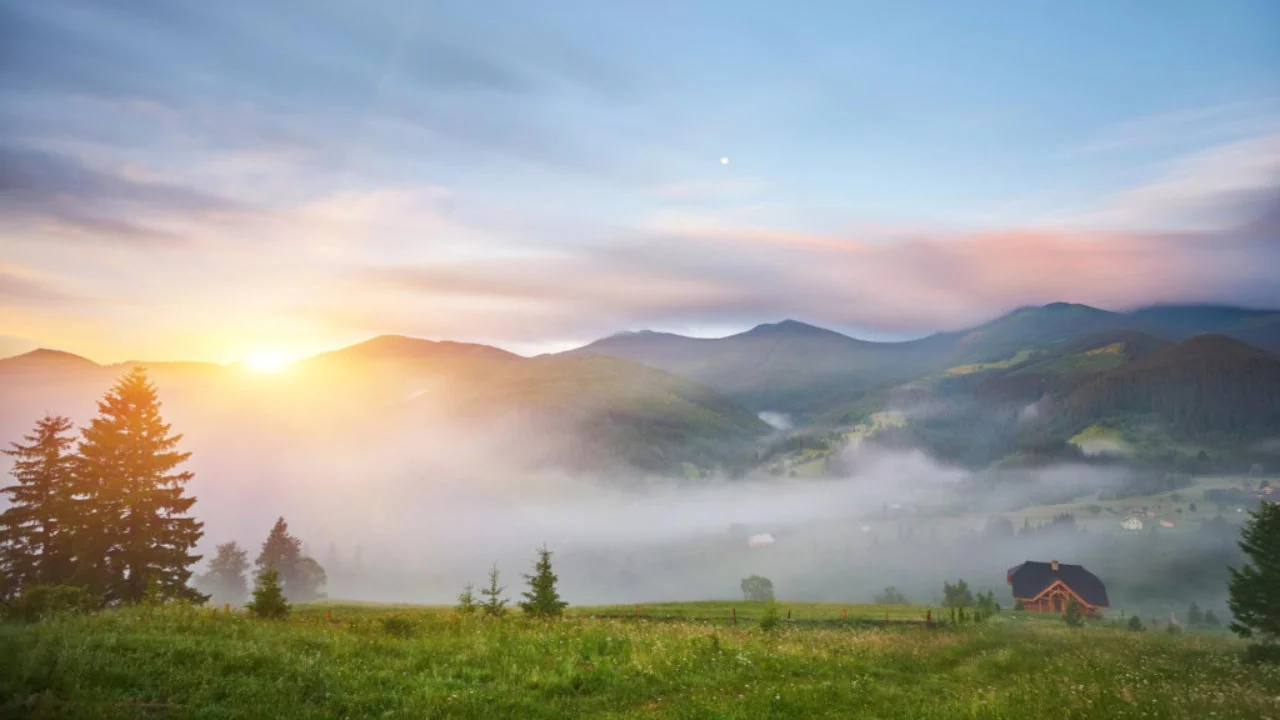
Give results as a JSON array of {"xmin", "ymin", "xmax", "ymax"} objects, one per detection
[
  {"xmin": 195, "ymin": 541, "xmax": 250, "ymax": 606},
  {"xmin": 0, "ymin": 415, "xmax": 78, "ymax": 597},
  {"xmin": 519, "ymin": 545, "xmax": 567, "ymax": 618},
  {"xmin": 255, "ymin": 517, "xmax": 325, "ymax": 602},
  {"xmin": 1228, "ymin": 500, "xmax": 1280, "ymax": 645},
  {"xmin": 76, "ymin": 367, "xmax": 204, "ymax": 604}
]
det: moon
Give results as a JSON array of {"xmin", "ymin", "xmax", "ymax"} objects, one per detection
[{"xmin": 719, "ymin": 157, "xmax": 730, "ymax": 165}]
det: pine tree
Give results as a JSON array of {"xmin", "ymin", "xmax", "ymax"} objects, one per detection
[
  {"xmin": 1205, "ymin": 609, "xmax": 1221, "ymax": 627},
  {"xmin": 456, "ymin": 584, "xmax": 477, "ymax": 615},
  {"xmin": 75, "ymin": 367, "xmax": 204, "ymax": 604},
  {"xmin": 519, "ymin": 545, "xmax": 567, "ymax": 618},
  {"xmin": 255, "ymin": 517, "xmax": 326, "ymax": 602},
  {"xmin": 247, "ymin": 567, "xmax": 289, "ymax": 619},
  {"xmin": 1187, "ymin": 601, "xmax": 1204, "ymax": 626},
  {"xmin": 0, "ymin": 415, "xmax": 79, "ymax": 596},
  {"xmin": 195, "ymin": 541, "xmax": 250, "ymax": 606},
  {"xmin": 479, "ymin": 563, "xmax": 508, "ymax": 618},
  {"xmin": 1227, "ymin": 500, "xmax": 1280, "ymax": 644}
]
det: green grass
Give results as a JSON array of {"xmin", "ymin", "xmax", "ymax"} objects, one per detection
[
  {"xmin": 1016, "ymin": 342, "xmax": 1128, "ymax": 376},
  {"xmin": 943, "ymin": 348, "xmax": 1034, "ymax": 376},
  {"xmin": 3, "ymin": 603, "xmax": 1277, "ymax": 719}
]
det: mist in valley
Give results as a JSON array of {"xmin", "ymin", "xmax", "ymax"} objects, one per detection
[{"xmin": 0, "ymin": 362, "xmax": 1248, "ymax": 621}]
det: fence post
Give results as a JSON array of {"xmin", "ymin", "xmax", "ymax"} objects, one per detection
[
  {"xmin": 224, "ymin": 603, "xmax": 230, "ymax": 615},
  {"xmin": 786, "ymin": 609, "xmax": 791, "ymax": 620},
  {"xmin": 841, "ymin": 608, "xmax": 847, "ymax": 619},
  {"xmin": 732, "ymin": 607, "xmax": 737, "ymax": 625},
  {"xmin": 635, "ymin": 604, "xmax": 640, "ymax": 618},
  {"xmin": 926, "ymin": 610, "xmax": 933, "ymax": 630},
  {"xmin": 327, "ymin": 609, "xmax": 333, "ymax": 624}
]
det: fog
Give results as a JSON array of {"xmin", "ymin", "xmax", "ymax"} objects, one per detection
[
  {"xmin": 181, "ymin": 419, "xmax": 1241, "ymax": 617},
  {"xmin": 0, "ymin": 364, "xmax": 1247, "ymax": 619}
]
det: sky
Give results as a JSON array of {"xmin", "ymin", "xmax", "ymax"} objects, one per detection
[{"xmin": 1, "ymin": 0, "xmax": 1279, "ymax": 363}]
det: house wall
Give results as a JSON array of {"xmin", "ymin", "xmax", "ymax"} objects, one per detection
[{"xmin": 1015, "ymin": 580, "xmax": 1102, "ymax": 617}]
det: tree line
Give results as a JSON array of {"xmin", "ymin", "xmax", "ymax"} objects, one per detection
[{"xmin": 0, "ymin": 366, "xmax": 334, "ymax": 613}]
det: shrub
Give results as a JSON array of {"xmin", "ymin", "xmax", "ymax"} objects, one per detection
[
  {"xmin": 873, "ymin": 586, "xmax": 908, "ymax": 605},
  {"xmin": 1205, "ymin": 610, "xmax": 1221, "ymax": 627},
  {"xmin": 1013, "ymin": 599, "xmax": 1025, "ymax": 611},
  {"xmin": 381, "ymin": 616, "xmax": 414, "ymax": 638},
  {"xmin": 1166, "ymin": 623, "xmax": 1181, "ymax": 636},
  {"xmin": 1064, "ymin": 597, "xmax": 1083, "ymax": 627},
  {"xmin": 758, "ymin": 601, "xmax": 780, "ymax": 631},
  {"xmin": 247, "ymin": 568, "xmax": 289, "ymax": 619},
  {"xmin": 1128, "ymin": 615, "xmax": 1144, "ymax": 631},
  {"xmin": 1242, "ymin": 643, "xmax": 1280, "ymax": 665},
  {"xmin": 4, "ymin": 585, "xmax": 98, "ymax": 623}
]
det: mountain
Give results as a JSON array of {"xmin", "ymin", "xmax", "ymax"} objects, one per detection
[
  {"xmin": 566, "ymin": 302, "xmax": 1280, "ymax": 424},
  {"xmin": 0, "ymin": 341, "xmax": 769, "ymax": 478},
  {"xmin": 1053, "ymin": 334, "xmax": 1280, "ymax": 439},
  {"xmin": 567, "ymin": 320, "xmax": 953, "ymax": 416}
]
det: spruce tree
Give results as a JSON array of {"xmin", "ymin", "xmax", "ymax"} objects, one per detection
[
  {"xmin": 0, "ymin": 415, "xmax": 79, "ymax": 596},
  {"xmin": 247, "ymin": 567, "xmax": 289, "ymax": 619},
  {"xmin": 479, "ymin": 563, "xmax": 508, "ymax": 618},
  {"xmin": 196, "ymin": 541, "xmax": 250, "ymax": 606},
  {"xmin": 456, "ymin": 583, "xmax": 477, "ymax": 615},
  {"xmin": 1228, "ymin": 500, "xmax": 1280, "ymax": 645},
  {"xmin": 1187, "ymin": 601, "xmax": 1204, "ymax": 626},
  {"xmin": 76, "ymin": 367, "xmax": 204, "ymax": 604},
  {"xmin": 519, "ymin": 545, "xmax": 567, "ymax": 618},
  {"xmin": 255, "ymin": 517, "xmax": 325, "ymax": 602}
]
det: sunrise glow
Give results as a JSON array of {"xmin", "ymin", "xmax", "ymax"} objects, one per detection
[{"xmin": 243, "ymin": 350, "xmax": 294, "ymax": 373}]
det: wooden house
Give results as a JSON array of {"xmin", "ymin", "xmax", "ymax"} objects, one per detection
[{"xmin": 1007, "ymin": 560, "xmax": 1108, "ymax": 617}]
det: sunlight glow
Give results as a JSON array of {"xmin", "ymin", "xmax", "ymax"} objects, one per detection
[{"xmin": 244, "ymin": 349, "xmax": 294, "ymax": 373}]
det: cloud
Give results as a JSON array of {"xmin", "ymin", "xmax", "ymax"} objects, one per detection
[
  {"xmin": 1079, "ymin": 133, "xmax": 1280, "ymax": 231},
  {"xmin": 0, "ymin": 146, "xmax": 252, "ymax": 243},
  {"xmin": 0, "ymin": 262, "xmax": 85, "ymax": 305}
]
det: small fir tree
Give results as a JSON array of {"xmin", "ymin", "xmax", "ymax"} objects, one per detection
[
  {"xmin": 518, "ymin": 545, "xmax": 567, "ymax": 618},
  {"xmin": 0, "ymin": 416, "xmax": 78, "ymax": 596},
  {"xmin": 456, "ymin": 583, "xmax": 477, "ymax": 615},
  {"xmin": 1205, "ymin": 609, "xmax": 1221, "ymax": 627},
  {"xmin": 1228, "ymin": 501, "xmax": 1280, "ymax": 645},
  {"xmin": 75, "ymin": 367, "xmax": 204, "ymax": 603},
  {"xmin": 247, "ymin": 568, "xmax": 289, "ymax": 619},
  {"xmin": 480, "ymin": 564, "xmax": 508, "ymax": 618},
  {"xmin": 1128, "ymin": 615, "xmax": 1144, "ymax": 631},
  {"xmin": 1187, "ymin": 601, "xmax": 1204, "ymax": 626}
]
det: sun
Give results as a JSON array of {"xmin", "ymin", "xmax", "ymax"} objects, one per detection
[{"xmin": 243, "ymin": 349, "xmax": 294, "ymax": 373}]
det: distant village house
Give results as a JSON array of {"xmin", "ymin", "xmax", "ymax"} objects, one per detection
[
  {"xmin": 1008, "ymin": 560, "xmax": 1109, "ymax": 617},
  {"xmin": 1121, "ymin": 516, "xmax": 1143, "ymax": 531}
]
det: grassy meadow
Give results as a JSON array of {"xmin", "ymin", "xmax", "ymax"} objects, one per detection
[{"xmin": 3, "ymin": 602, "xmax": 1278, "ymax": 719}]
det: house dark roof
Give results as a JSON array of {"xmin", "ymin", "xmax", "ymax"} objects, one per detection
[{"xmin": 1008, "ymin": 561, "xmax": 1109, "ymax": 607}]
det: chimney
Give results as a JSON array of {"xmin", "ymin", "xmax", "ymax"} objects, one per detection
[{"xmin": 1050, "ymin": 559, "xmax": 1059, "ymax": 571}]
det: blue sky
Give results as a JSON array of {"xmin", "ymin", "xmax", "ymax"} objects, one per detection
[{"xmin": 1, "ymin": 0, "xmax": 1278, "ymax": 361}]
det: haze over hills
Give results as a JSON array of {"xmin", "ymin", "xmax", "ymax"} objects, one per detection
[{"xmin": 3, "ymin": 301, "xmax": 1280, "ymax": 483}]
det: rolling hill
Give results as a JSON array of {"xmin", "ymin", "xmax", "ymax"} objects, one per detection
[{"xmin": 0, "ymin": 342, "xmax": 769, "ymax": 478}]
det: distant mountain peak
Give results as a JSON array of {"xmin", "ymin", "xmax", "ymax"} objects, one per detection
[
  {"xmin": 0, "ymin": 348, "xmax": 99, "ymax": 368},
  {"xmin": 746, "ymin": 319, "xmax": 837, "ymax": 335}
]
